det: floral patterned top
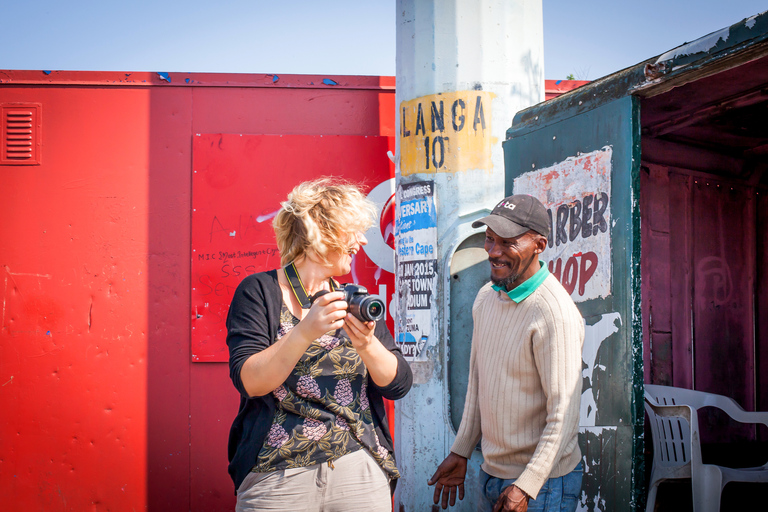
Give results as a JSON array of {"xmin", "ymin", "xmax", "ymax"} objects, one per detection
[{"xmin": 253, "ymin": 303, "xmax": 400, "ymax": 480}]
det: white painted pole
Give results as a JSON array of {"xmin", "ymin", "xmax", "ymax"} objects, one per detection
[{"xmin": 394, "ymin": 1, "xmax": 544, "ymax": 509}]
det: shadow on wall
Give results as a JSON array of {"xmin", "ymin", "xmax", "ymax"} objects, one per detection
[{"xmin": 146, "ymin": 86, "xmax": 238, "ymax": 511}]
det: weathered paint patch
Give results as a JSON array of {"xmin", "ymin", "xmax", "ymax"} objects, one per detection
[
  {"xmin": 514, "ymin": 147, "xmax": 613, "ymax": 302},
  {"xmin": 579, "ymin": 426, "xmax": 619, "ymax": 512},
  {"xmin": 580, "ymin": 312, "xmax": 622, "ymax": 426},
  {"xmin": 654, "ymin": 27, "xmax": 730, "ymax": 63},
  {"xmin": 399, "ymin": 91, "xmax": 495, "ymax": 176}
]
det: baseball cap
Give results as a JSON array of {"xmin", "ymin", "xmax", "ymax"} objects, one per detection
[{"xmin": 472, "ymin": 194, "xmax": 550, "ymax": 238}]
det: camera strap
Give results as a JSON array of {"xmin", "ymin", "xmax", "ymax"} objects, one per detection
[{"xmin": 283, "ymin": 262, "xmax": 337, "ymax": 309}]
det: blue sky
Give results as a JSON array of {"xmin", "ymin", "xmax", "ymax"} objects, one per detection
[{"xmin": 2, "ymin": 1, "xmax": 766, "ymax": 81}]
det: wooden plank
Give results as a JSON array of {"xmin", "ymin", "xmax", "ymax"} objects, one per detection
[
  {"xmin": 691, "ymin": 180, "xmax": 755, "ymax": 444},
  {"xmin": 641, "ymin": 165, "xmax": 673, "ymax": 385},
  {"xmin": 650, "ymin": 332, "xmax": 673, "ymax": 385},
  {"xmin": 668, "ymin": 172, "xmax": 694, "ymax": 388},
  {"xmin": 757, "ymin": 192, "xmax": 768, "ymax": 418},
  {"xmin": 690, "ymin": 180, "xmax": 754, "ymax": 408}
]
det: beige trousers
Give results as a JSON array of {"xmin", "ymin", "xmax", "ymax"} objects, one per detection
[{"xmin": 236, "ymin": 449, "xmax": 392, "ymax": 512}]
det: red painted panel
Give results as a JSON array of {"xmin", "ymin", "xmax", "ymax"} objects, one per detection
[{"xmin": 190, "ymin": 133, "xmax": 396, "ymax": 362}]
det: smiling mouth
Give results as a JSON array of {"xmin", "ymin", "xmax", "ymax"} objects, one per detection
[{"xmin": 489, "ymin": 259, "xmax": 509, "ymax": 269}]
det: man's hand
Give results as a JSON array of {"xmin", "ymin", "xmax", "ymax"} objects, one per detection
[
  {"xmin": 427, "ymin": 452, "xmax": 467, "ymax": 509},
  {"xmin": 492, "ymin": 484, "xmax": 529, "ymax": 512}
]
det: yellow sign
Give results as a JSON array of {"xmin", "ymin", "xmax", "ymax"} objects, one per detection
[{"xmin": 399, "ymin": 91, "xmax": 495, "ymax": 176}]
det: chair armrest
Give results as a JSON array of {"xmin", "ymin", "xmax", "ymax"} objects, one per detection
[
  {"xmin": 645, "ymin": 398, "xmax": 705, "ymax": 467},
  {"xmin": 645, "ymin": 397, "xmax": 693, "ymax": 422},
  {"xmin": 698, "ymin": 392, "xmax": 768, "ymax": 427}
]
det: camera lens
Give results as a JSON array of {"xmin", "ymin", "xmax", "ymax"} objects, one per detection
[
  {"xmin": 367, "ymin": 302, "xmax": 382, "ymax": 318},
  {"xmin": 362, "ymin": 297, "xmax": 385, "ymax": 322}
]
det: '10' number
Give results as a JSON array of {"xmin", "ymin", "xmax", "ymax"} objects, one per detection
[{"xmin": 423, "ymin": 136, "xmax": 446, "ymax": 169}]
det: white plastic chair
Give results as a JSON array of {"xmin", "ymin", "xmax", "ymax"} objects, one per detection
[{"xmin": 644, "ymin": 384, "xmax": 768, "ymax": 512}]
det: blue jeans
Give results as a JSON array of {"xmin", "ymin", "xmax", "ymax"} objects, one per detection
[{"xmin": 477, "ymin": 462, "xmax": 583, "ymax": 512}]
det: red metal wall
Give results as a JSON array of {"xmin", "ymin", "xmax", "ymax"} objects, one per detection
[
  {"xmin": 0, "ymin": 72, "xmax": 572, "ymax": 511},
  {"xmin": 0, "ymin": 71, "xmax": 396, "ymax": 512},
  {"xmin": 544, "ymin": 79, "xmax": 589, "ymax": 100}
]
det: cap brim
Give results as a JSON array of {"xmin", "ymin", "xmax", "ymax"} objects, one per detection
[{"xmin": 471, "ymin": 215, "xmax": 529, "ymax": 239}]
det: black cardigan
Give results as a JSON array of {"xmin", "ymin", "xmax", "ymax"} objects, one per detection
[{"xmin": 226, "ymin": 269, "xmax": 413, "ymax": 493}]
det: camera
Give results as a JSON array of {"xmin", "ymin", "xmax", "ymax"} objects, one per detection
[{"xmin": 311, "ymin": 284, "xmax": 386, "ymax": 322}]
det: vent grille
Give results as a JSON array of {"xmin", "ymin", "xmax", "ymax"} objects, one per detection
[{"xmin": 1, "ymin": 104, "xmax": 41, "ymax": 165}]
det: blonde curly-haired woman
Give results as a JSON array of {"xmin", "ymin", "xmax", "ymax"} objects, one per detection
[{"xmin": 226, "ymin": 178, "xmax": 412, "ymax": 511}]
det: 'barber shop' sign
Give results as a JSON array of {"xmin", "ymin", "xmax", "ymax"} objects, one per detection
[{"xmin": 514, "ymin": 147, "xmax": 613, "ymax": 302}]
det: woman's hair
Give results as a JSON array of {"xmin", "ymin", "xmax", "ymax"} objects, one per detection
[{"xmin": 273, "ymin": 177, "xmax": 378, "ymax": 267}]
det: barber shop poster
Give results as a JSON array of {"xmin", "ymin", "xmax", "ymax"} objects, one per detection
[
  {"xmin": 395, "ymin": 180, "xmax": 437, "ymax": 361},
  {"xmin": 514, "ymin": 147, "xmax": 612, "ymax": 302}
]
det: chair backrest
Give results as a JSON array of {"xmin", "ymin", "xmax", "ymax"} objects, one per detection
[
  {"xmin": 645, "ymin": 385, "xmax": 693, "ymax": 469},
  {"xmin": 646, "ymin": 383, "xmax": 724, "ymax": 411}
]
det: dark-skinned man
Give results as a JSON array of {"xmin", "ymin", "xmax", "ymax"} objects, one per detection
[{"xmin": 428, "ymin": 194, "xmax": 584, "ymax": 512}]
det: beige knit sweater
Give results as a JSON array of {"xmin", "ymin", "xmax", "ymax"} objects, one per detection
[{"xmin": 451, "ymin": 274, "xmax": 584, "ymax": 498}]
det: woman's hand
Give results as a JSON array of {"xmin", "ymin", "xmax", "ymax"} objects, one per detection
[
  {"xmin": 239, "ymin": 290, "xmax": 347, "ymax": 398},
  {"xmin": 343, "ymin": 313, "xmax": 377, "ymax": 351},
  {"xmin": 296, "ymin": 291, "xmax": 348, "ymax": 341},
  {"xmin": 344, "ymin": 314, "xmax": 398, "ymax": 388}
]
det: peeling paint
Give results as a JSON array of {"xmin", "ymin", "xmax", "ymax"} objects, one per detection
[
  {"xmin": 654, "ymin": 27, "xmax": 730, "ymax": 64},
  {"xmin": 322, "ymin": 78, "xmax": 338, "ymax": 86},
  {"xmin": 157, "ymin": 72, "xmax": 171, "ymax": 83},
  {"xmin": 580, "ymin": 312, "xmax": 622, "ymax": 426},
  {"xmin": 579, "ymin": 426, "xmax": 617, "ymax": 512}
]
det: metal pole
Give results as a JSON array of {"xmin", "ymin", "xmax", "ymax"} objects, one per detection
[{"xmin": 394, "ymin": 1, "xmax": 544, "ymax": 509}]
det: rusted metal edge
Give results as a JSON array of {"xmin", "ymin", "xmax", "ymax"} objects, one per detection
[
  {"xmin": 0, "ymin": 71, "xmax": 397, "ymax": 91},
  {"xmin": 508, "ymin": 11, "xmax": 768, "ymax": 138},
  {"xmin": 628, "ymin": 95, "xmax": 646, "ymax": 512}
]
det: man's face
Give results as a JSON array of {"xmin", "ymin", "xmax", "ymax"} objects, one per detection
[{"xmin": 484, "ymin": 227, "xmax": 542, "ymax": 290}]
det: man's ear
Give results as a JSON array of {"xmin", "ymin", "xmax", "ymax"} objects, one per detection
[{"xmin": 534, "ymin": 235, "xmax": 548, "ymax": 254}]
